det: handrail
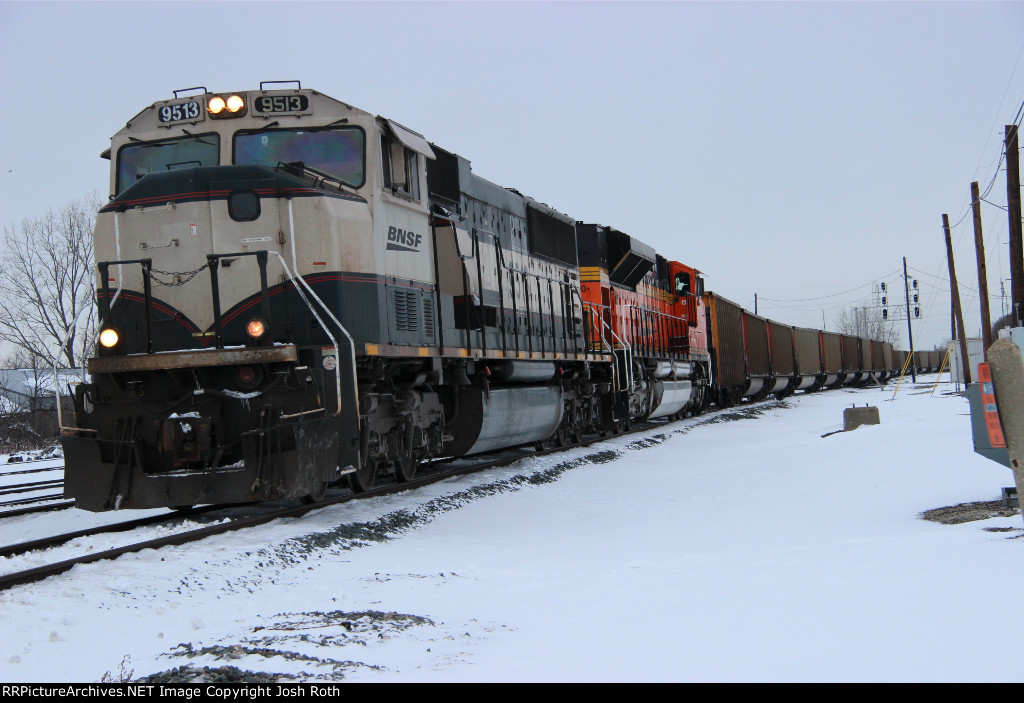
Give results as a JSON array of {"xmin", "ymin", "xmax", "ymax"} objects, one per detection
[
  {"xmin": 582, "ymin": 303, "xmax": 617, "ymax": 392},
  {"xmin": 575, "ymin": 290, "xmax": 633, "ymax": 393},
  {"xmin": 624, "ymin": 303, "xmax": 688, "ymax": 356},
  {"xmin": 97, "ymin": 258, "xmax": 155, "ymax": 353},
  {"xmin": 286, "ymin": 200, "xmax": 351, "ymax": 417}
]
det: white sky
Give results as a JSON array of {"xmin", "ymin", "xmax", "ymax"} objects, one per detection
[{"xmin": 1, "ymin": 1, "xmax": 1023, "ymax": 351}]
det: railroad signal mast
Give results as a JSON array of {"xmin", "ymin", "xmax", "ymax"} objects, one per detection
[{"xmin": 880, "ymin": 259, "xmax": 919, "ymax": 381}]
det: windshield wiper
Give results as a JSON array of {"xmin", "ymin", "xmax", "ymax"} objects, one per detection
[
  {"xmin": 180, "ymin": 129, "xmax": 216, "ymax": 147},
  {"xmin": 249, "ymin": 121, "xmax": 280, "ymax": 134},
  {"xmin": 277, "ymin": 161, "xmax": 358, "ymax": 194}
]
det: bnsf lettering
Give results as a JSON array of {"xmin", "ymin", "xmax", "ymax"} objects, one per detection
[{"xmin": 387, "ymin": 226, "xmax": 423, "ymax": 250}]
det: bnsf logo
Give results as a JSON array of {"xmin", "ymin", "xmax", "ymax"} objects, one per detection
[{"xmin": 386, "ymin": 226, "xmax": 423, "ymax": 253}]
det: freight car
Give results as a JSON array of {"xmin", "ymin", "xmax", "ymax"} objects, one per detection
[{"xmin": 60, "ymin": 84, "xmax": 907, "ymax": 512}]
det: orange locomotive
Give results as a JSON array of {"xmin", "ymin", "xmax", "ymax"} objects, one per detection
[{"xmin": 575, "ymin": 224, "xmax": 711, "ymax": 425}]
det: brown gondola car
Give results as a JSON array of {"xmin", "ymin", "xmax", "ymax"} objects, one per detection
[
  {"xmin": 742, "ymin": 310, "xmax": 771, "ymax": 398},
  {"xmin": 869, "ymin": 339, "xmax": 884, "ymax": 382},
  {"xmin": 893, "ymin": 348, "xmax": 906, "ymax": 376},
  {"xmin": 703, "ymin": 292, "xmax": 747, "ymax": 404},
  {"xmin": 840, "ymin": 334, "xmax": 860, "ymax": 384},
  {"xmin": 767, "ymin": 321, "xmax": 795, "ymax": 395},
  {"xmin": 881, "ymin": 342, "xmax": 894, "ymax": 381},
  {"xmin": 793, "ymin": 327, "xmax": 823, "ymax": 391},
  {"xmin": 820, "ymin": 331, "xmax": 844, "ymax": 388}
]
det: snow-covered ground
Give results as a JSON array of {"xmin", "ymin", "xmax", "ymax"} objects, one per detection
[{"xmin": 1, "ymin": 377, "xmax": 1020, "ymax": 682}]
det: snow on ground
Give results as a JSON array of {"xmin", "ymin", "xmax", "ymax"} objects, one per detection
[{"xmin": 0, "ymin": 377, "xmax": 1020, "ymax": 682}]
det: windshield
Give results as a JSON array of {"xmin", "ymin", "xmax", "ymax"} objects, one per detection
[
  {"xmin": 233, "ymin": 127, "xmax": 365, "ymax": 188},
  {"xmin": 116, "ymin": 134, "xmax": 220, "ymax": 193}
]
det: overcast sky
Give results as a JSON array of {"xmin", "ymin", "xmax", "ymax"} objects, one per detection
[{"xmin": 1, "ymin": 1, "xmax": 1022, "ymax": 350}]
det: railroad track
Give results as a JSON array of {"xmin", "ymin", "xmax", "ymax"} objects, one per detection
[
  {"xmin": 0, "ymin": 461, "xmax": 67, "ymax": 516},
  {"xmin": 0, "ymin": 464, "xmax": 64, "ymax": 478},
  {"xmin": 1, "ymin": 455, "xmax": 63, "ymax": 468},
  {"xmin": 0, "ymin": 496, "xmax": 73, "ymax": 516},
  {"xmin": 0, "ymin": 401, "xmax": 778, "ymax": 593}
]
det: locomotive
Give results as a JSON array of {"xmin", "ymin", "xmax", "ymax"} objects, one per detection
[{"xmin": 60, "ymin": 83, "xmax": 904, "ymax": 512}]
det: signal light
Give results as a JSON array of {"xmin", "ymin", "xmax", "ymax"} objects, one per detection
[
  {"xmin": 882, "ymin": 309, "xmax": 888, "ymax": 320},
  {"xmin": 915, "ymin": 307, "xmax": 920, "ymax": 318}
]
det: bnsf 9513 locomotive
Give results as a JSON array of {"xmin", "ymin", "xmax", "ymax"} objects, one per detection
[{"xmin": 61, "ymin": 83, "xmax": 903, "ymax": 511}]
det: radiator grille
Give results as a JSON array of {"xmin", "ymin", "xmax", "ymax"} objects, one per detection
[
  {"xmin": 423, "ymin": 297, "xmax": 435, "ymax": 338},
  {"xmin": 394, "ymin": 290, "xmax": 418, "ymax": 332}
]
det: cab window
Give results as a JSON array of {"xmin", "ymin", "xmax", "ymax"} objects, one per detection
[
  {"xmin": 674, "ymin": 271, "xmax": 691, "ymax": 297},
  {"xmin": 381, "ymin": 134, "xmax": 420, "ymax": 200},
  {"xmin": 116, "ymin": 134, "xmax": 220, "ymax": 193},
  {"xmin": 234, "ymin": 127, "xmax": 366, "ymax": 188}
]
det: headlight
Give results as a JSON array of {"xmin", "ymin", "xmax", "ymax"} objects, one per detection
[
  {"xmin": 246, "ymin": 317, "xmax": 267, "ymax": 340},
  {"xmin": 99, "ymin": 328, "xmax": 119, "ymax": 348},
  {"xmin": 208, "ymin": 93, "xmax": 247, "ymax": 119}
]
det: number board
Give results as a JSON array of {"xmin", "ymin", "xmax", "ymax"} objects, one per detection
[
  {"xmin": 158, "ymin": 101, "xmax": 203, "ymax": 124},
  {"xmin": 254, "ymin": 95, "xmax": 310, "ymax": 114}
]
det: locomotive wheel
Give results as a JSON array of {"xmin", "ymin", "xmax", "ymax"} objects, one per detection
[
  {"xmin": 300, "ymin": 480, "xmax": 329, "ymax": 505},
  {"xmin": 555, "ymin": 426, "xmax": 570, "ymax": 447},
  {"xmin": 349, "ymin": 457, "xmax": 378, "ymax": 493},
  {"xmin": 394, "ymin": 452, "xmax": 419, "ymax": 483}
]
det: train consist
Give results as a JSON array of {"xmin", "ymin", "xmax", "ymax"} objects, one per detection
[{"xmin": 61, "ymin": 84, "xmax": 910, "ymax": 511}]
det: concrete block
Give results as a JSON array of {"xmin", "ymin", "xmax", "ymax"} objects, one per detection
[{"xmin": 844, "ymin": 405, "xmax": 880, "ymax": 431}]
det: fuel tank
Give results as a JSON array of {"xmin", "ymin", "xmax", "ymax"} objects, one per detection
[
  {"xmin": 647, "ymin": 379, "xmax": 692, "ymax": 419},
  {"xmin": 445, "ymin": 386, "xmax": 564, "ymax": 456}
]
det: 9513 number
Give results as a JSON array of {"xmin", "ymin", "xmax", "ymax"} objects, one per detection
[
  {"xmin": 159, "ymin": 101, "xmax": 201, "ymax": 123},
  {"xmin": 254, "ymin": 95, "xmax": 310, "ymax": 113}
]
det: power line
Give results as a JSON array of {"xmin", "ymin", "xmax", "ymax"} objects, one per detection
[{"xmin": 758, "ymin": 269, "xmax": 900, "ymax": 303}]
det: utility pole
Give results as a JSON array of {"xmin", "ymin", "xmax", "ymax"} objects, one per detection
[
  {"xmin": 754, "ymin": 293, "xmax": 757, "ymax": 316},
  {"xmin": 943, "ymin": 214, "xmax": 971, "ymax": 384},
  {"xmin": 1007, "ymin": 125, "xmax": 1023, "ymax": 324},
  {"xmin": 904, "ymin": 256, "xmax": 917, "ymax": 382},
  {"xmin": 971, "ymin": 181, "xmax": 993, "ymax": 354}
]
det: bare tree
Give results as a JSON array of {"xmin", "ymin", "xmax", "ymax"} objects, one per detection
[
  {"xmin": 0, "ymin": 194, "xmax": 99, "ymax": 369},
  {"xmin": 833, "ymin": 305, "xmax": 900, "ymax": 344}
]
